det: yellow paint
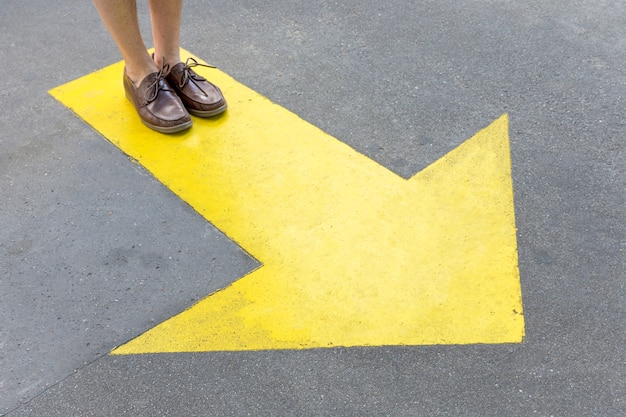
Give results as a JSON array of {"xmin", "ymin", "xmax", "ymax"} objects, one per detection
[{"xmin": 50, "ymin": 50, "xmax": 524, "ymax": 353}]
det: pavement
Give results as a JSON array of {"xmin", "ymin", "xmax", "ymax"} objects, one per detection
[{"xmin": 1, "ymin": 0, "xmax": 624, "ymax": 416}]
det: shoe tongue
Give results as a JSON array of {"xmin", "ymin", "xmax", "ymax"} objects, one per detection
[
  {"xmin": 170, "ymin": 62, "xmax": 186, "ymax": 76},
  {"xmin": 140, "ymin": 71, "xmax": 157, "ymax": 85}
]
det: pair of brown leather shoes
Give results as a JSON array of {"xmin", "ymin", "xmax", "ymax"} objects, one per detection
[{"xmin": 123, "ymin": 58, "xmax": 227, "ymax": 134}]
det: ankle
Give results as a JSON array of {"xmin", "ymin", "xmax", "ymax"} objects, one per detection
[
  {"xmin": 154, "ymin": 53, "xmax": 182, "ymax": 69},
  {"xmin": 125, "ymin": 60, "xmax": 158, "ymax": 85}
]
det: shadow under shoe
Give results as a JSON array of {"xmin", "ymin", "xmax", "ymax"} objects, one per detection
[{"xmin": 124, "ymin": 66, "xmax": 192, "ymax": 134}]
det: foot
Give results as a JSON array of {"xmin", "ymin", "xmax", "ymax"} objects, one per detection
[
  {"xmin": 165, "ymin": 58, "xmax": 227, "ymax": 117},
  {"xmin": 123, "ymin": 64, "xmax": 192, "ymax": 134}
]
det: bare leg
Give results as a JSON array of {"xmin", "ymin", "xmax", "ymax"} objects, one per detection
[
  {"xmin": 93, "ymin": 0, "xmax": 192, "ymax": 133},
  {"xmin": 149, "ymin": 0, "xmax": 184, "ymax": 68},
  {"xmin": 148, "ymin": 0, "xmax": 227, "ymax": 118},
  {"xmin": 92, "ymin": 0, "xmax": 157, "ymax": 84}
]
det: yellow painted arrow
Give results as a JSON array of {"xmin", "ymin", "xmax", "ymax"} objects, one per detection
[{"xmin": 50, "ymin": 50, "xmax": 524, "ymax": 353}]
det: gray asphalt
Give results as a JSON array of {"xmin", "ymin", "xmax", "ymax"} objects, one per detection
[{"xmin": 1, "ymin": 0, "xmax": 624, "ymax": 416}]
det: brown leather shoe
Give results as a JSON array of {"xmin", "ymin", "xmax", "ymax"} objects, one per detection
[
  {"xmin": 123, "ymin": 65, "xmax": 192, "ymax": 134},
  {"xmin": 165, "ymin": 58, "xmax": 227, "ymax": 117}
]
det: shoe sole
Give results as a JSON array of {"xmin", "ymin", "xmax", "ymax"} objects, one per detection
[
  {"xmin": 142, "ymin": 118, "xmax": 193, "ymax": 134},
  {"xmin": 187, "ymin": 103, "xmax": 228, "ymax": 118}
]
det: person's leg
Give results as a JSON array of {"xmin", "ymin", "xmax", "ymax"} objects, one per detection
[
  {"xmin": 92, "ymin": 0, "xmax": 157, "ymax": 84},
  {"xmin": 93, "ymin": 0, "xmax": 192, "ymax": 133},
  {"xmin": 148, "ymin": 0, "xmax": 227, "ymax": 117},
  {"xmin": 148, "ymin": 0, "xmax": 183, "ymax": 68}
]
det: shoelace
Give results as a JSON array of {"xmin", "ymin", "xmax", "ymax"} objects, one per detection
[
  {"xmin": 177, "ymin": 57, "xmax": 216, "ymax": 96},
  {"xmin": 144, "ymin": 61, "xmax": 170, "ymax": 104}
]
